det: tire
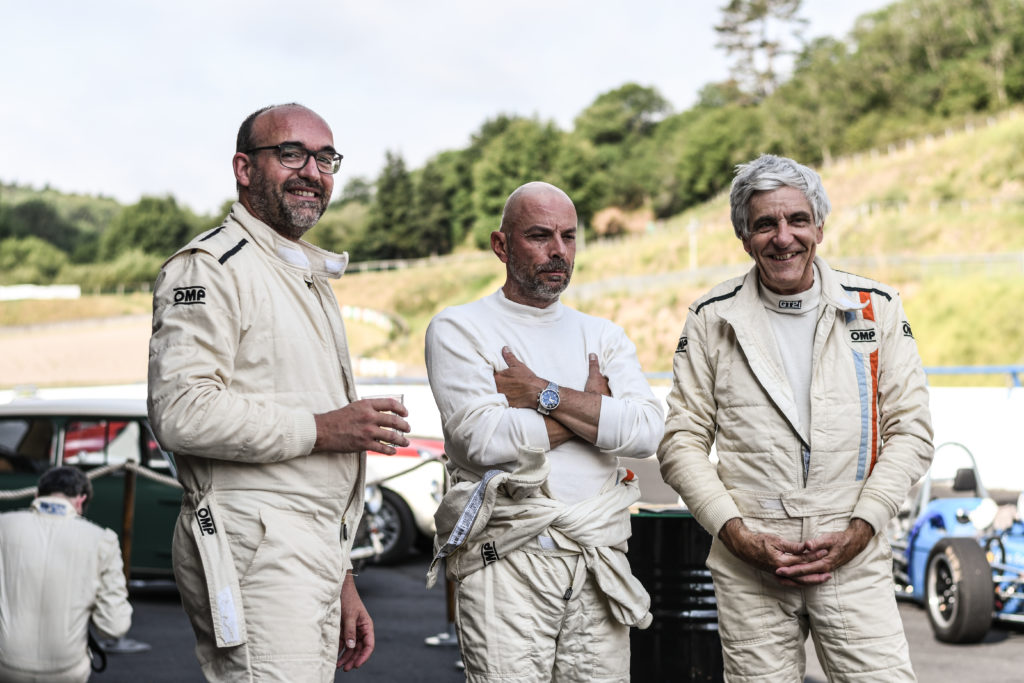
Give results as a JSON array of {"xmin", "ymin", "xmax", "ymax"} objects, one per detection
[
  {"xmin": 925, "ymin": 537, "xmax": 993, "ymax": 643},
  {"xmin": 375, "ymin": 488, "xmax": 416, "ymax": 565}
]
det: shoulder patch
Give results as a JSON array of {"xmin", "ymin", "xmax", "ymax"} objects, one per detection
[
  {"xmin": 694, "ymin": 283, "xmax": 743, "ymax": 315},
  {"xmin": 173, "ymin": 286, "xmax": 207, "ymax": 306},
  {"xmin": 902, "ymin": 320, "xmax": 914, "ymax": 339},
  {"xmin": 675, "ymin": 335, "xmax": 688, "ymax": 354},
  {"xmin": 218, "ymin": 239, "xmax": 249, "ymax": 265}
]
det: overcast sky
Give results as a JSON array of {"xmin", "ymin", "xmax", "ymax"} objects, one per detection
[{"xmin": 2, "ymin": 0, "xmax": 892, "ymax": 216}]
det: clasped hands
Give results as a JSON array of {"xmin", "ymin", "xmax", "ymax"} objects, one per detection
[{"xmin": 718, "ymin": 517, "xmax": 875, "ymax": 586}]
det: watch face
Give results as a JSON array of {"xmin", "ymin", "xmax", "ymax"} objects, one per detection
[{"xmin": 540, "ymin": 389, "xmax": 559, "ymax": 410}]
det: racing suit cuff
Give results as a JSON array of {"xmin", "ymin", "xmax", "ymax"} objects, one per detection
[
  {"xmin": 699, "ymin": 493, "xmax": 744, "ymax": 538},
  {"xmin": 851, "ymin": 496, "xmax": 888, "ymax": 537},
  {"xmin": 294, "ymin": 411, "xmax": 318, "ymax": 455},
  {"xmin": 594, "ymin": 395, "xmax": 622, "ymax": 451}
]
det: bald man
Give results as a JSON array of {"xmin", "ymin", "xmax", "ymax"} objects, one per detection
[
  {"xmin": 148, "ymin": 103, "xmax": 411, "ymax": 682},
  {"xmin": 425, "ymin": 182, "xmax": 663, "ymax": 682}
]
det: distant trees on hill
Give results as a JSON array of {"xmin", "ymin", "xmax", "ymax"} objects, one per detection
[{"xmin": 3, "ymin": 0, "xmax": 1024, "ymax": 282}]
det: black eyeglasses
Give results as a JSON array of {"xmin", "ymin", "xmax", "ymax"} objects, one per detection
[{"xmin": 245, "ymin": 142, "xmax": 344, "ymax": 174}]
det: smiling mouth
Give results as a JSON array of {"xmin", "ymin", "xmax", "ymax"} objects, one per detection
[{"xmin": 769, "ymin": 252, "xmax": 801, "ymax": 261}]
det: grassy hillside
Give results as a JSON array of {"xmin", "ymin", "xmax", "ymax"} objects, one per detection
[
  {"xmin": 3, "ymin": 111, "xmax": 1023, "ymax": 387},
  {"xmin": 333, "ymin": 110, "xmax": 1024, "ymax": 385}
]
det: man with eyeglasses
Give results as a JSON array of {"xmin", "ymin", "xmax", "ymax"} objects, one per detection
[{"xmin": 148, "ymin": 103, "xmax": 410, "ymax": 682}]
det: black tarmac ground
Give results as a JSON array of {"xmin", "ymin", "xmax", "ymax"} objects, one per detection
[{"xmin": 101, "ymin": 549, "xmax": 1024, "ymax": 683}]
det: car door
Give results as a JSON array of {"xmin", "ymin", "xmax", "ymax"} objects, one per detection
[{"xmin": 61, "ymin": 416, "xmax": 181, "ymax": 579}]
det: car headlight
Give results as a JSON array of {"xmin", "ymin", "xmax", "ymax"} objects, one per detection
[{"xmin": 364, "ymin": 484, "xmax": 383, "ymax": 514}]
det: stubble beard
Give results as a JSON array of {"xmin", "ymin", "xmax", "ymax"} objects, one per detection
[
  {"xmin": 508, "ymin": 251, "xmax": 573, "ymax": 304},
  {"xmin": 246, "ymin": 168, "xmax": 328, "ymax": 240}
]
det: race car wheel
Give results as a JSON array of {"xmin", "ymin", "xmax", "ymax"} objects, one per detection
[
  {"xmin": 375, "ymin": 488, "xmax": 416, "ymax": 565},
  {"xmin": 925, "ymin": 538, "xmax": 993, "ymax": 643}
]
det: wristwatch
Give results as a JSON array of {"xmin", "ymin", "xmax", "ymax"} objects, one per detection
[{"xmin": 537, "ymin": 381, "xmax": 560, "ymax": 415}]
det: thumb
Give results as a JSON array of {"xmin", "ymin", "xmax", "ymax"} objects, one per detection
[
  {"xmin": 501, "ymin": 345, "xmax": 522, "ymax": 367},
  {"xmin": 588, "ymin": 352, "xmax": 600, "ymax": 373}
]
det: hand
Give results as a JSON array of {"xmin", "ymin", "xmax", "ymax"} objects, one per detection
[
  {"xmin": 493, "ymin": 347, "xmax": 545, "ymax": 408},
  {"xmin": 336, "ymin": 573, "xmax": 374, "ymax": 671},
  {"xmin": 718, "ymin": 518, "xmax": 828, "ymax": 587},
  {"xmin": 774, "ymin": 518, "xmax": 875, "ymax": 585},
  {"xmin": 314, "ymin": 398, "xmax": 410, "ymax": 455},
  {"xmin": 584, "ymin": 353, "xmax": 610, "ymax": 396}
]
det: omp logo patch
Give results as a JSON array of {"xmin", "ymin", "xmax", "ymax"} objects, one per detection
[
  {"xmin": 481, "ymin": 542, "xmax": 499, "ymax": 566},
  {"xmin": 779, "ymin": 300, "xmax": 802, "ymax": 310},
  {"xmin": 195, "ymin": 506, "xmax": 217, "ymax": 536},
  {"xmin": 849, "ymin": 328, "xmax": 876, "ymax": 343},
  {"xmin": 902, "ymin": 321, "xmax": 914, "ymax": 339},
  {"xmin": 675, "ymin": 336, "xmax": 688, "ymax": 354},
  {"xmin": 174, "ymin": 286, "xmax": 206, "ymax": 305}
]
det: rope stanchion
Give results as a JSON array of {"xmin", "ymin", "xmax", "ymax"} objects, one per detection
[
  {"xmin": 365, "ymin": 454, "xmax": 443, "ymax": 487},
  {"xmin": 0, "ymin": 460, "xmax": 182, "ymax": 502}
]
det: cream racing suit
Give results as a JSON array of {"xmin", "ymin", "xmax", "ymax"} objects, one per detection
[
  {"xmin": 0, "ymin": 496, "xmax": 132, "ymax": 683},
  {"xmin": 658, "ymin": 257, "xmax": 933, "ymax": 683},
  {"xmin": 425, "ymin": 290, "xmax": 663, "ymax": 683},
  {"xmin": 148, "ymin": 203, "xmax": 364, "ymax": 683}
]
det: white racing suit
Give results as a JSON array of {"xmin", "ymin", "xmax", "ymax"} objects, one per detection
[
  {"xmin": 148, "ymin": 203, "xmax": 364, "ymax": 682},
  {"xmin": 0, "ymin": 497, "xmax": 132, "ymax": 683},
  {"xmin": 425, "ymin": 289, "xmax": 663, "ymax": 683},
  {"xmin": 428, "ymin": 448, "xmax": 652, "ymax": 683},
  {"xmin": 659, "ymin": 258, "xmax": 933, "ymax": 683}
]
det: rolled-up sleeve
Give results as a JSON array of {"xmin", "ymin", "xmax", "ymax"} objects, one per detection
[{"xmin": 592, "ymin": 328, "xmax": 663, "ymax": 459}]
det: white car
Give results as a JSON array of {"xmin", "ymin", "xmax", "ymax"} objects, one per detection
[{"xmin": 365, "ymin": 436, "xmax": 446, "ymax": 564}]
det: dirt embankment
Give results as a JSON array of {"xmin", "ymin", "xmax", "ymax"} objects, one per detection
[{"xmin": 0, "ymin": 315, "xmax": 151, "ymax": 389}]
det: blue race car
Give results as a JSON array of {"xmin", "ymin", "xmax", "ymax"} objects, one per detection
[{"xmin": 889, "ymin": 442, "xmax": 1024, "ymax": 643}]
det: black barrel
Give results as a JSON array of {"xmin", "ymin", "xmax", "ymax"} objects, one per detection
[{"xmin": 628, "ymin": 509, "xmax": 724, "ymax": 682}]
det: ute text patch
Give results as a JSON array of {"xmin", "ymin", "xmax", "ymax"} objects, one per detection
[
  {"xmin": 676, "ymin": 336, "xmax": 688, "ymax": 354},
  {"xmin": 195, "ymin": 506, "xmax": 217, "ymax": 535},
  {"xmin": 174, "ymin": 286, "xmax": 207, "ymax": 306},
  {"xmin": 481, "ymin": 541, "xmax": 499, "ymax": 566}
]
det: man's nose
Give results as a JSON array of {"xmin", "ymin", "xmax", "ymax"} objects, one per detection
[
  {"xmin": 550, "ymin": 236, "xmax": 568, "ymax": 258},
  {"xmin": 297, "ymin": 155, "xmax": 322, "ymax": 180},
  {"xmin": 773, "ymin": 220, "xmax": 795, "ymax": 243}
]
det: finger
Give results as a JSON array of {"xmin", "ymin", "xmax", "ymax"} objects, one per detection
[
  {"xmin": 353, "ymin": 628, "xmax": 375, "ymax": 669},
  {"xmin": 501, "ymin": 345, "xmax": 522, "ymax": 367},
  {"xmin": 588, "ymin": 352, "xmax": 600, "ymax": 373},
  {"xmin": 365, "ymin": 397, "xmax": 408, "ymax": 418},
  {"xmin": 385, "ymin": 416, "xmax": 412, "ymax": 434}
]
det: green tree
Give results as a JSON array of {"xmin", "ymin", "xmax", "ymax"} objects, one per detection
[
  {"xmin": 0, "ymin": 236, "xmax": 69, "ymax": 284},
  {"xmin": 470, "ymin": 118, "xmax": 564, "ymax": 248},
  {"xmin": 99, "ymin": 195, "xmax": 200, "ymax": 260},
  {"xmin": 413, "ymin": 158, "xmax": 455, "ymax": 256},
  {"xmin": 715, "ymin": 0, "xmax": 808, "ymax": 101},
  {"xmin": 572, "ymin": 84, "xmax": 671, "ymax": 209},
  {"xmin": 363, "ymin": 151, "xmax": 418, "ymax": 259},
  {"xmin": 3, "ymin": 199, "xmax": 80, "ymax": 254}
]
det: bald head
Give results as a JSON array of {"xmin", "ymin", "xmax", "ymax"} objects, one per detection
[
  {"xmin": 492, "ymin": 181, "xmax": 578, "ymax": 308},
  {"xmin": 499, "ymin": 182, "xmax": 575, "ymax": 235}
]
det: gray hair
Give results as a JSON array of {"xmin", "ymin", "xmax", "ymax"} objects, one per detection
[{"xmin": 729, "ymin": 154, "xmax": 831, "ymax": 240}]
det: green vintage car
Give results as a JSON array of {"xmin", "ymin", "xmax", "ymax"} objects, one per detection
[{"xmin": 0, "ymin": 398, "xmax": 181, "ymax": 580}]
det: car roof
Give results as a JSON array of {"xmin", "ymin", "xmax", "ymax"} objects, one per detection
[{"xmin": 0, "ymin": 397, "xmax": 149, "ymax": 419}]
